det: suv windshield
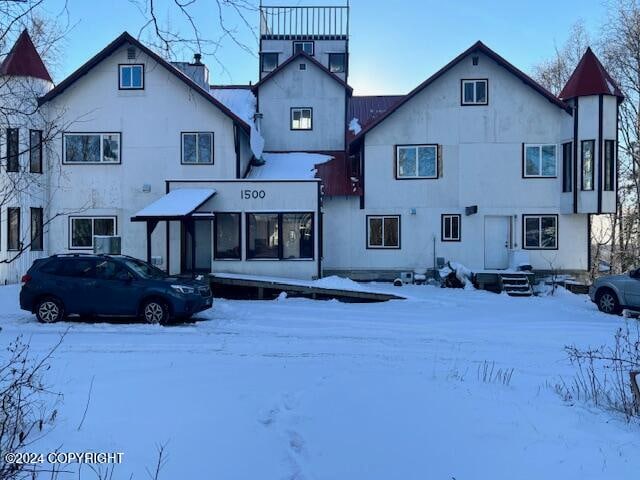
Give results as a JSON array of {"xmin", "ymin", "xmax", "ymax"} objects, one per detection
[{"xmin": 124, "ymin": 258, "xmax": 168, "ymax": 279}]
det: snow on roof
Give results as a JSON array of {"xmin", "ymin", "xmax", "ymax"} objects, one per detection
[
  {"xmin": 133, "ymin": 188, "xmax": 216, "ymax": 218},
  {"xmin": 246, "ymin": 152, "xmax": 333, "ymax": 180},
  {"xmin": 210, "ymin": 88, "xmax": 256, "ymax": 125},
  {"xmin": 210, "ymin": 87, "xmax": 265, "ymax": 159},
  {"xmin": 348, "ymin": 117, "xmax": 362, "ymax": 135}
]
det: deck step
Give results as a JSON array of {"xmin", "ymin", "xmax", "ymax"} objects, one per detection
[{"xmin": 500, "ymin": 274, "xmax": 533, "ymax": 297}]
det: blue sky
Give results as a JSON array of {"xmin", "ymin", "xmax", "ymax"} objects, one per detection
[{"xmin": 41, "ymin": 0, "xmax": 607, "ymax": 95}]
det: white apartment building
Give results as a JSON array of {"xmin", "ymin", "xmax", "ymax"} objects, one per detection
[{"xmin": 0, "ymin": 3, "xmax": 623, "ymax": 284}]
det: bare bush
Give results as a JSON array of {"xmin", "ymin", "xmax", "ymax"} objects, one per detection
[
  {"xmin": 556, "ymin": 322, "xmax": 640, "ymax": 421},
  {"xmin": 477, "ymin": 361, "xmax": 515, "ymax": 386},
  {"xmin": 0, "ymin": 333, "xmax": 64, "ymax": 480}
]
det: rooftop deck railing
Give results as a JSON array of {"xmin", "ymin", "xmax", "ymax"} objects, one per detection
[{"xmin": 260, "ymin": 5, "xmax": 349, "ymax": 39}]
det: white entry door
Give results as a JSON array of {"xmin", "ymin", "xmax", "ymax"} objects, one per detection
[{"xmin": 484, "ymin": 216, "xmax": 511, "ymax": 269}]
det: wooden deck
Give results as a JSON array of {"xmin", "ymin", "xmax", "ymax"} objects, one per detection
[{"xmin": 209, "ymin": 274, "xmax": 404, "ymax": 303}]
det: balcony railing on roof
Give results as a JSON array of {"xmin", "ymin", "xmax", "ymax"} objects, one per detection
[{"xmin": 260, "ymin": 5, "xmax": 349, "ymax": 39}]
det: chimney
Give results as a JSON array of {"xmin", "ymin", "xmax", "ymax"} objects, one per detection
[{"xmin": 170, "ymin": 53, "xmax": 209, "ymax": 91}]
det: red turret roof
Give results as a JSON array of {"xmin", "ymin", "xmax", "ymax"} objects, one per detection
[
  {"xmin": 559, "ymin": 47, "xmax": 623, "ymax": 101},
  {"xmin": 0, "ymin": 29, "xmax": 52, "ymax": 82}
]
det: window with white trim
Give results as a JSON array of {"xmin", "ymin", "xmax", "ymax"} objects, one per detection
[
  {"xmin": 367, "ymin": 215, "xmax": 400, "ymax": 249},
  {"xmin": 64, "ymin": 133, "xmax": 120, "ymax": 164},
  {"xmin": 442, "ymin": 214, "xmax": 461, "ymax": 241},
  {"xmin": 396, "ymin": 145, "xmax": 438, "ymax": 178},
  {"xmin": 70, "ymin": 216, "xmax": 116, "ymax": 249},
  {"xmin": 523, "ymin": 215, "xmax": 557, "ymax": 249},
  {"xmin": 524, "ymin": 144, "xmax": 557, "ymax": 177},
  {"xmin": 461, "ymin": 79, "xmax": 488, "ymax": 105},
  {"xmin": 291, "ymin": 108, "xmax": 312, "ymax": 130},
  {"xmin": 119, "ymin": 64, "xmax": 144, "ymax": 89},
  {"xmin": 182, "ymin": 132, "xmax": 214, "ymax": 164}
]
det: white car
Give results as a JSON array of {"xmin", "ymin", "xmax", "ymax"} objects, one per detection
[{"xmin": 589, "ymin": 269, "xmax": 640, "ymax": 315}]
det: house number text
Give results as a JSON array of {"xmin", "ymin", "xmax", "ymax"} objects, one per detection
[{"xmin": 241, "ymin": 189, "xmax": 266, "ymax": 199}]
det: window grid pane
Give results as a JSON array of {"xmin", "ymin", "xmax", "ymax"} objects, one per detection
[
  {"xmin": 31, "ymin": 208, "xmax": 43, "ymax": 251},
  {"xmin": 383, "ymin": 217, "xmax": 399, "ymax": 247},
  {"xmin": 30, "ymin": 130, "xmax": 43, "ymax": 173},
  {"xmin": 525, "ymin": 146, "xmax": 540, "ymax": 176},
  {"xmin": 247, "ymin": 213, "xmax": 279, "ymax": 259},
  {"xmin": 72, "ymin": 218, "xmax": 92, "ymax": 248},
  {"xmin": 475, "ymin": 81, "xmax": 487, "ymax": 103},
  {"xmin": 8, "ymin": 208, "xmax": 20, "ymax": 251},
  {"xmin": 282, "ymin": 213, "xmax": 313, "ymax": 259},
  {"xmin": 582, "ymin": 140, "xmax": 594, "ymax": 190}
]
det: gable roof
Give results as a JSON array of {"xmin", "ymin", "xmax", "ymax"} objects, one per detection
[
  {"xmin": 38, "ymin": 32, "xmax": 250, "ymax": 132},
  {"xmin": 0, "ymin": 29, "xmax": 52, "ymax": 82},
  {"xmin": 349, "ymin": 41, "xmax": 571, "ymax": 148},
  {"xmin": 559, "ymin": 47, "xmax": 624, "ymax": 101},
  {"xmin": 252, "ymin": 51, "xmax": 353, "ymax": 94}
]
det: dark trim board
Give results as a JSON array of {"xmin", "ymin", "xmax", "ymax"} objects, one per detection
[
  {"xmin": 573, "ymin": 99, "xmax": 579, "ymax": 212},
  {"xmin": 394, "ymin": 144, "xmax": 439, "ymax": 180},
  {"xmin": 61, "ymin": 131, "xmax": 123, "ymax": 165},
  {"xmin": 317, "ymin": 181, "xmax": 323, "ymax": 279},
  {"xmin": 597, "ymin": 94, "xmax": 603, "ymax": 213},
  {"xmin": 521, "ymin": 214, "xmax": 559, "ymax": 251},
  {"xmin": 365, "ymin": 214, "xmax": 401, "ymax": 250}
]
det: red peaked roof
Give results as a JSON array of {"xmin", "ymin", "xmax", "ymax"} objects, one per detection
[
  {"xmin": 559, "ymin": 47, "xmax": 623, "ymax": 101},
  {"xmin": 0, "ymin": 29, "xmax": 52, "ymax": 82}
]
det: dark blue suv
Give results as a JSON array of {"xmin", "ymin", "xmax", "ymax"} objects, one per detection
[{"xmin": 20, "ymin": 254, "xmax": 213, "ymax": 324}]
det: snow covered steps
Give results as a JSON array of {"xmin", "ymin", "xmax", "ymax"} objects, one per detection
[{"xmin": 499, "ymin": 274, "xmax": 533, "ymax": 297}]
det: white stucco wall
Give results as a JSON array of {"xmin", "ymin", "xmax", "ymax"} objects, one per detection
[
  {"xmin": 41, "ymin": 42, "xmax": 249, "ymax": 267},
  {"xmin": 258, "ymin": 57, "xmax": 347, "ymax": 152},
  {"xmin": 323, "ymin": 51, "xmax": 593, "ymax": 275}
]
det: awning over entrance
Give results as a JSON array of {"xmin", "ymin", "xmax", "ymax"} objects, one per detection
[
  {"xmin": 131, "ymin": 188, "xmax": 216, "ymax": 222},
  {"xmin": 130, "ymin": 188, "xmax": 216, "ymax": 269}
]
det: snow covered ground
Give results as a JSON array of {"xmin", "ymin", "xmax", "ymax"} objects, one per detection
[{"xmin": 0, "ymin": 283, "xmax": 638, "ymax": 479}]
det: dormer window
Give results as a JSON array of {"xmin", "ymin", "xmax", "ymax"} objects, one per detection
[
  {"xmin": 329, "ymin": 53, "xmax": 346, "ymax": 73},
  {"xmin": 461, "ymin": 79, "xmax": 488, "ymax": 105},
  {"xmin": 119, "ymin": 64, "xmax": 144, "ymax": 90},
  {"xmin": 293, "ymin": 41, "xmax": 314, "ymax": 56}
]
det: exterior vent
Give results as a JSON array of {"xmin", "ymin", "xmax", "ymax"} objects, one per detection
[
  {"xmin": 127, "ymin": 46, "xmax": 136, "ymax": 59},
  {"xmin": 472, "ymin": 55, "xmax": 479, "ymax": 66},
  {"xmin": 151, "ymin": 256, "xmax": 163, "ymax": 266},
  {"xmin": 300, "ymin": 63, "xmax": 306, "ymax": 70}
]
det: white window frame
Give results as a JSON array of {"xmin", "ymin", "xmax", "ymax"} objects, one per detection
[
  {"xmin": 442, "ymin": 214, "xmax": 461, "ymax": 242},
  {"xmin": 119, "ymin": 64, "xmax": 144, "ymax": 89},
  {"xmin": 63, "ymin": 133, "xmax": 121, "ymax": 164},
  {"xmin": 367, "ymin": 215, "xmax": 400, "ymax": 249},
  {"xmin": 291, "ymin": 108, "xmax": 313, "ymax": 130},
  {"xmin": 69, "ymin": 216, "xmax": 117, "ymax": 250},
  {"xmin": 523, "ymin": 215, "xmax": 558, "ymax": 250},
  {"xmin": 396, "ymin": 144, "xmax": 438, "ymax": 179},
  {"xmin": 181, "ymin": 132, "xmax": 214, "ymax": 164},
  {"xmin": 461, "ymin": 79, "xmax": 488, "ymax": 105},
  {"xmin": 524, "ymin": 143, "xmax": 557, "ymax": 178}
]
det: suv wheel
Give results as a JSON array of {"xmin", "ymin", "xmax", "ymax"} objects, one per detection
[
  {"xmin": 142, "ymin": 300, "xmax": 169, "ymax": 325},
  {"xmin": 597, "ymin": 289, "xmax": 621, "ymax": 315},
  {"xmin": 36, "ymin": 298, "xmax": 64, "ymax": 323}
]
